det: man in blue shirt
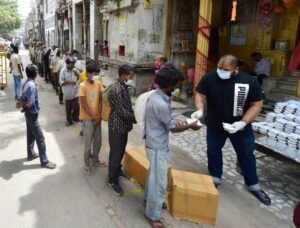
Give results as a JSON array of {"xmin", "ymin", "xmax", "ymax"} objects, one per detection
[
  {"xmin": 19, "ymin": 64, "xmax": 56, "ymax": 169},
  {"xmin": 144, "ymin": 65, "xmax": 201, "ymax": 228}
]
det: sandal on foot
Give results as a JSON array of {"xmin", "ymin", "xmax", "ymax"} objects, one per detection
[
  {"xmin": 149, "ymin": 219, "xmax": 165, "ymax": 228},
  {"xmin": 27, "ymin": 154, "xmax": 39, "ymax": 161},
  {"xmin": 41, "ymin": 161, "xmax": 56, "ymax": 169},
  {"xmin": 92, "ymin": 160, "xmax": 107, "ymax": 168}
]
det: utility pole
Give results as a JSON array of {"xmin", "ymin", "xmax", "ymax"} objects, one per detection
[{"xmin": 83, "ymin": 0, "xmax": 87, "ymax": 61}]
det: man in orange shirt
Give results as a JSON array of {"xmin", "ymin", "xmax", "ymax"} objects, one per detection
[{"xmin": 78, "ymin": 62, "xmax": 107, "ymax": 174}]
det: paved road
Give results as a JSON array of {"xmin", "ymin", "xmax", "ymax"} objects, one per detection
[{"xmin": 0, "ymin": 50, "xmax": 294, "ymax": 228}]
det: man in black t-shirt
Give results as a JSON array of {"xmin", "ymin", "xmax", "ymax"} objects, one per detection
[{"xmin": 192, "ymin": 54, "xmax": 271, "ymax": 206}]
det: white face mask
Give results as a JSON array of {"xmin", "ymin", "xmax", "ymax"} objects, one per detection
[
  {"xmin": 217, "ymin": 68, "xmax": 231, "ymax": 80},
  {"xmin": 125, "ymin": 79, "xmax": 134, "ymax": 87},
  {"xmin": 92, "ymin": 75, "xmax": 99, "ymax": 81}
]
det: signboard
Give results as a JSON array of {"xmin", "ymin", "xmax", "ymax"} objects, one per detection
[{"xmin": 144, "ymin": 0, "xmax": 153, "ymax": 9}]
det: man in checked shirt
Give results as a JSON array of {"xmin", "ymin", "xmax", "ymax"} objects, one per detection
[{"xmin": 108, "ymin": 65, "xmax": 136, "ymax": 196}]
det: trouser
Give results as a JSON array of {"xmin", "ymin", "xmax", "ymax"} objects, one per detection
[
  {"xmin": 144, "ymin": 147, "xmax": 170, "ymax": 221},
  {"xmin": 65, "ymin": 98, "xmax": 79, "ymax": 123},
  {"xmin": 13, "ymin": 75, "xmax": 22, "ymax": 99},
  {"xmin": 25, "ymin": 112, "xmax": 49, "ymax": 165},
  {"xmin": 82, "ymin": 120, "xmax": 102, "ymax": 165},
  {"xmin": 44, "ymin": 63, "xmax": 50, "ymax": 82},
  {"xmin": 108, "ymin": 130, "xmax": 128, "ymax": 184},
  {"xmin": 206, "ymin": 128, "xmax": 259, "ymax": 190},
  {"xmin": 257, "ymin": 74, "xmax": 267, "ymax": 86},
  {"xmin": 38, "ymin": 63, "xmax": 43, "ymax": 77},
  {"xmin": 59, "ymin": 86, "xmax": 63, "ymax": 102},
  {"xmin": 52, "ymin": 72, "xmax": 59, "ymax": 93}
]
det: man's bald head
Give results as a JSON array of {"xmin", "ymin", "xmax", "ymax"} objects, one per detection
[{"xmin": 218, "ymin": 55, "xmax": 239, "ymax": 70}]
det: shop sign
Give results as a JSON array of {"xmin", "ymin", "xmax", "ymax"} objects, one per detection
[{"xmin": 144, "ymin": 0, "xmax": 152, "ymax": 9}]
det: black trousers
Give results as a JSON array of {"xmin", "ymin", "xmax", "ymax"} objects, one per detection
[
  {"xmin": 65, "ymin": 98, "xmax": 79, "ymax": 123},
  {"xmin": 108, "ymin": 130, "xmax": 128, "ymax": 184},
  {"xmin": 59, "ymin": 86, "xmax": 63, "ymax": 102},
  {"xmin": 257, "ymin": 74, "xmax": 267, "ymax": 86},
  {"xmin": 44, "ymin": 63, "xmax": 50, "ymax": 82}
]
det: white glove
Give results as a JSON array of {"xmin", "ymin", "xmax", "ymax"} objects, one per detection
[
  {"xmin": 191, "ymin": 110, "xmax": 203, "ymax": 120},
  {"xmin": 223, "ymin": 121, "xmax": 246, "ymax": 134}
]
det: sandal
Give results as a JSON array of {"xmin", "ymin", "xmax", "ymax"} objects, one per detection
[
  {"xmin": 92, "ymin": 160, "xmax": 107, "ymax": 168},
  {"xmin": 41, "ymin": 161, "xmax": 57, "ymax": 169},
  {"xmin": 149, "ymin": 219, "xmax": 165, "ymax": 228},
  {"xmin": 27, "ymin": 154, "xmax": 39, "ymax": 161}
]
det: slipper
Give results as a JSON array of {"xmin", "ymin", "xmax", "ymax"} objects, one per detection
[
  {"xmin": 27, "ymin": 154, "xmax": 39, "ymax": 161},
  {"xmin": 249, "ymin": 190, "xmax": 271, "ymax": 206},
  {"xmin": 41, "ymin": 161, "xmax": 57, "ymax": 169},
  {"xmin": 149, "ymin": 219, "xmax": 165, "ymax": 228},
  {"xmin": 93, "ymin": 160, "xmax": 107, "ymax": 168}
]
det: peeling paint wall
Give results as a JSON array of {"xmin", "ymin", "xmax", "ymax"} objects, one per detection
[
  {"xmin": 106, "ymin": 0, "xmax": 168, "ymax": 64},
  {"xmin": 137, "ymin": 0, "xmax": 167, "ymax": 63},
  {"xmin": 107, "ymin": 9, "xmax": 139, "ymax": 62}
]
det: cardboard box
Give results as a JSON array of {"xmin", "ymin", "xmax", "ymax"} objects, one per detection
[
  {"xmin": 124, "ymin": 146, "xmax": 171, "ymax": 189},
  {"xmin": 169, "ymin": 169, "xmax": 219, "ymax": 225},
  {"xmin": 124, "ymin": 146, "xmax": 149, "ymax": 188}
]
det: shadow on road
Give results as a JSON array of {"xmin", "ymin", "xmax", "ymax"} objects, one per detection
[{"xmin": 0, "ymin": 158, "xmax": 41, "ymax": 180}]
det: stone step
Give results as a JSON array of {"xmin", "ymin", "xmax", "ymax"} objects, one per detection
[
  {"xmin": 280, "ymin": 76, "xmax": 298, "ymax": 83},
  {"xmin": 276, "ymin": 80, "xmax": 297, "ymax": 92},
  {"xmin": 270, "ymin": 88, "xmax": 297, "ymax": 96}
]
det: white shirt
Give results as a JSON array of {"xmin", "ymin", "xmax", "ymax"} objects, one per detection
[
  {"xmin": 10, "ymin": 54, "xmax": 22, "ymax": 75},
  {"xmin": 50, "ymin": 56, "xmax": 65, "ymax": 73},
  {"xmin": 255, "ymin": 58, "xmax": 270, "ymax": 77}
]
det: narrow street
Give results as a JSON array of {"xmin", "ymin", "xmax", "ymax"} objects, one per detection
[{"xmin": 0, "ymin": 50, "xmax": 296, "ymax": 227}]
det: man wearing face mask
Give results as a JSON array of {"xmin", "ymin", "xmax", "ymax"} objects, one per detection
[
  {"xmin": 59, "ymin": 57, "xmax": 80, "ymax": 126},
  {"xmin": 78, "ymin": 62, "xmax": 106, "ymax": 174},
  {"xmin": 144, "ymin": 65, "xmax": 201, "ymax": 228},
  {"xmin": 192, "ymin": 54, "xmax": 271, "ymax": 206}
]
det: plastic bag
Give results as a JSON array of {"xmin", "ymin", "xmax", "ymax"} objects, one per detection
[
  {"xmin": 101, "ymin": 84, "xmax": 113, "ymax": 121},
  {"xmin": 134, "ymin": 90, "xmax": 155, "ymax": 129}
]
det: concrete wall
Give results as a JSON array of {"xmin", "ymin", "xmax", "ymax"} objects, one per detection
[
  {"xmin": 73, "ymin": 1, "xmax": 83, "ymax": 51},
  {"xmin": 107, "ymin": 8, "xmax": 139, "ymax": 63},
  {"xmin": 137, "ymin": 0, "xmax": 168, "ymax": 63},
  {"xmin": 90, "ymin": 0, "xmax": 103, "ymax": 59},
  {"xmin": 103, "ymin": 0, "xmax": 168, "ymax": 64}
]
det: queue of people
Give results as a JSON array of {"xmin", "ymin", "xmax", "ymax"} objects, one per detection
[{"xmin": 14, "ymin": 45, "xmax": 276, "ymax": 228}]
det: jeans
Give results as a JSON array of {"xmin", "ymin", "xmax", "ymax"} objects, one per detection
[
  {"xmin": 206, "ymin": 128, "xmax": 259, "ymax": 190},
  {"xmin": 25, "ymin": 112, "xmax": 49, "ymax": 165},
  {"xmin": 65, "ymin": 98, "xmax": 79, "ymax": 123},
  {"xmin": 44, "ymin": 63, "xmax": 50, "ymax": 82},
  {"xmin": 145, "ymin": 147, "xmax": 170, "ymax": 221},
  {"xmin": 82, "ymin": 120, "xmax": 102, "ymax": 165},
  {"xmin": 108, "ymin": 130, "xmax": 128, "ymax": 184},
  {"xmin": 13, "ymin": 75, "xmax": 22, "ymax": 99},
  {"xmin": 257, "ymin": 74, "xmax": 267, "ymax": 86}
]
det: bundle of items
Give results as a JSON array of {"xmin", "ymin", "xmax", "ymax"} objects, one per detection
[
  {"xmin": 288, "ymin": 134, "xmax": 300, "ymax": 150},
  {"xmin": 254, "ymin": 100, "xmax": 300, "ymax": 153},
  {"xmin": 274, "ymin": 102, "xmax": 287, "ymax": 113},
  {"xmin": 275, "ymin": 118, "xmax": 289, "ymax": 132}
]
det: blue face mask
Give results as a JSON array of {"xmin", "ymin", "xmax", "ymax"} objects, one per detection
[
  {"xmin": 73, "ymin": 56, "xmax": 78, "ymax": 61},
  {"xmin": 217, "ymin": 68, "xmax": 231, "ymax": 80}
]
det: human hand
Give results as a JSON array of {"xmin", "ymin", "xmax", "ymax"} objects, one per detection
[
  {"xmin": 189, "ymin": 121, "xmax": 202, "ymax": 131},
  {"xmin": 176, "ymin": 119, "xmax": 187, "ymax": 127},
  {"xmin": 191, "ymin": 110, "xmax": 203, "ymax": 120},
  {"xmin": 223, "ymin": 121, "xmax": 246, "ymax": 134}
]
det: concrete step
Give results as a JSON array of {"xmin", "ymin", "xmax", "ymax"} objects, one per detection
[
  {"xmin": 276, "ymin": 80, "xmax": 297, "ymax": 92},
  {"xmin": 280, "ymin": 76, "xmax": 298, "ymax": 83},
  {"xmin": 270, "ymin": 88, "xmax": 297, "ymax": 96}
]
